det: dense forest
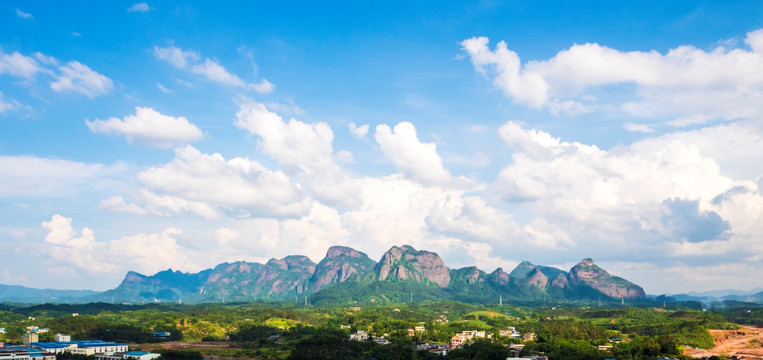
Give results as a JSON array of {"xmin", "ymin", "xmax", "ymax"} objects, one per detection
[{"xmin": 1, "ymin": 300, "xmax": 761, "ymax": 360}]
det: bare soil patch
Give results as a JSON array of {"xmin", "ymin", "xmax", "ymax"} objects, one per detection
[{"xmin": 685, "ymin": 326, "xmax": 763, "ymax": 359}]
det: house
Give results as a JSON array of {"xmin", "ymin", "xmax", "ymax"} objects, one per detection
[
  {"xmin": 523, "ymin": 333, "xmax": 537, "ymax": 342},
  {"xmin": 372, "ymin": 337, "xmax": 390, "ymax": 345},
  {"xmin": 450, "ymin": 330, "xmax": 488, "ymax": 348},
  {"xmin": 414, "ymin": 325, "xmax": 426, "ymax": 333},
  {"xmin": 152, "ymin": 332, "xmax": 171, "ymax": 339},
  {"xmin": 450, "ymin": 334, "xmax": 466, "ymax": 348},
  {"xmin": 53, "ymin": 334, "xmax": 70, "ymax": 342},
  {"xmin": 598, "ymin": 345, "xmax": 613, "ymax": 351},
  {"xmin": 349, "ymin": 330, "xmax": 368, "ymax": 341}
]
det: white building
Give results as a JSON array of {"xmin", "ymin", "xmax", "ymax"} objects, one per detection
[{"xmin": 53, "ymin": 334, "xmax": 70, "ymax": 342}]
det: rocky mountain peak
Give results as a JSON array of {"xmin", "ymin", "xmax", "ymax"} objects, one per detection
[
  {"xmin": 568, "ymin": 258, "xmax": 645, "ymax": 299},
  {"xmin": 580, "ymin": 258, "xmax": 595, "ymax": 266},
  {"xmin": 488, "ymin": 268, "xmax": 510, "ymax": 286},
  {"xmin": 375, "ymin": 245, "xmax": 451, "ymax": 287},
  {"xmin": 309, "ymin": 246, "xmax": 375, "ymax": 293},
  {"xmin": 326, "ymin": 245, "xmax": 366, "ymax": 259}
]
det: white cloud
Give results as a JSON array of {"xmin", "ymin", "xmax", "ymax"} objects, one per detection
[
  {"xmin": 50, "ymin": 61, "xmax": 113, "ymax": 97},
  {"xmin": 234, "ymin": 99, "xmax": 357, "ymax": 207},
  {"xmin": 348, "ymin": 122, "xmax": 369, "ymax": 139},
  {"xmin": 0, "ymin": 155, "xmax": 122, "ymax": 198},
  {"xmin": 127, "ymin": 3, "xmax": 150, "ymax": 12},
  {"xmin": 41, "ymin": 214, "xmax": 117, "ymax": 273},
  {"xmin": 462, "ymin": 28, "xmax": 763, "ymax": 122},
  {"xmin": 136, "ymin": 145, "xmax": 309, "ymax": 218},
  {"xmin": 86, "ymin": 106, "xmax": 203, "ymax": 148},
  {"xmin": 40, "ymin": 214, "xmax": 198, "ymax": 276},
  {"xmin": 191, "ymin": 58, "xmax": 247, "ymax": 87},
  {"xmin": 623, "ymin": 122, "xmax": 654, "ymax": 133},
  {"xmin": 375, "ymin": 122, "xmax": 466, "ymax": 187},
  {"xmin": 0, "ymin": 92, "xmax": 20, "ymax": 113},
  {"xmin": 99, "ymin": 196, "xmax": 149, "ymax": 215},
  {"xmin": 488, "ymin": 120, "xmax": 763, "ymax": 273},
  {"xmin": 154, "ymin": 45, "xmax": 199, "ymax": 69},
  {"xmin": 156, "ymin": 83, "xmax": 171, "ymax": 93},
  {"xmin": 15, "ymin": 9, "xmax": 33, "ymax": 20},
  {"xmin": 155, "ymin": 46, "xmax": 273, "ymax": 93},
  {"xmin": 0, "ymin": 48, "xmax": 45, "ymax": 79}
]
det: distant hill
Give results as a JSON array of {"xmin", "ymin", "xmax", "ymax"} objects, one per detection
[
  {"xmin": 2, "ymin": 245, "xmax": 651, "ymax": 305},
  {"xmin": 0, "ymin": 284, "xmax": 97, "ymax": 303}
]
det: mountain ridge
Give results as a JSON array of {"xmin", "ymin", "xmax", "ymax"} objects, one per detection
[{"xmin": 1, "ymin": 245, "xmax": 651, "ymax": 304}]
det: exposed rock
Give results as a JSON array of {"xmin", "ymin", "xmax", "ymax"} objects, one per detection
[
  {"xmin": 488, "ymin": 268, "xmax": 510, "ymax": 286},
  {"xmin": 309, "ymin": 246, "xmax": 376, "ymax": 293},
  {"xmin": 375, "ymin": 245, "xmax": 451, "ymax": 287},
  {"xmin": 550, "ymin": 273, "xmax": 569, "ymax": 288},
  {"xmin": 568, "ymin": 258, "xmax": 645, "ymax": 299},
  {"xmin": 527, "ymin": 268, "xmax": 549, "ymax": 289}
]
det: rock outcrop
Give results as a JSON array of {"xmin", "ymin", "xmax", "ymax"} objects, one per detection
[
  {"xmin": 200, "ymin": 256, "xmax": 316, "ymax": 300},
  {"xmin": 567, "ymin": 258, "xmax": 645, "ymax": 299},
  {"xmin": 309, "ymin": 246, "xmax": 376, "ymax": 292},
  {"xmin": 375, "ymin": 245, "xmax": 451, "ymax": 287},
  {"xmin": 488, "ymin": 268, "xmax": 510, "ymax": 286}
]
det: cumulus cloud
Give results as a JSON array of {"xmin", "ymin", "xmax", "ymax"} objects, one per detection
[
  {"xmin": 42, "ymin": 214, "xmax": 117, "ymax": 273},
  {"xmin": 233, "ymin": 99, "xmax": 358, "ymax": 207},
  {"xmin": 50, "ymin": 61, "xmax": 113, "ymax": 97},
  {"xmin": 86, "ymin": 106, "xmax": 203, "ymax": 148},
  {"xmin": 375, "ymin": 122, "xmax": 466, "ymax": 187},
  {"xmin": 462, "ymin": 28, "xmax": 763, "ymax": 122},
  {"xmin": 127, "ymin": 3, "xmax": 149, "ymax": 12},
  {"xmin": 489, "ymin": 120, "xmax": 763, "ymax": 274},
  {"xmin": 136, "ymin": 145, "xmax": 309, "ymax": 218},
  {"xmin": 41, "ymin": 214, "xmax": 197, "ymax": 276},
  {"xmin": 154, "ymin": 45, "xmax": 273, "ymax": 93}
]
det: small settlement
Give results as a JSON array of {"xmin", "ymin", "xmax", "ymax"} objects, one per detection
[
  {"xmin": 0, "ymin": 331, "xmax": 159, "ymax": 360},
  {"xmin": 348, "ymin": 320, "xmax": 541, "ymax": 357}
]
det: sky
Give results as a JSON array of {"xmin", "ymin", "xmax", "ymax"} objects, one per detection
[{"xmin": 1, "ymin": 1, "xmax": 762, "ymax": 295}]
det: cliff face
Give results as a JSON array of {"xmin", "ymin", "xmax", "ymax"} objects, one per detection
[
  {"xmin": 200, "ymin": 255, "xmax": 316, "ymax": 300},
  {"xmin": 309, "ymin": 246, "xmax": 376, "ymax": 292},
  {"xmin": 375, "ymin": 245, "xmax": 451, "ymax": 287},
  {"xmin": 508, "ymin": 261, "xmax": 568, "ymax": 290},
  {"xmin": 567, "ymin": 258, "xmax": 646, "ymax": 299}
]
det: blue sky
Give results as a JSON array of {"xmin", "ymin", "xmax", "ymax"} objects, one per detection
[{"xmin": 1, "ymin": 1, "xmax": 762, "ymax": 294}]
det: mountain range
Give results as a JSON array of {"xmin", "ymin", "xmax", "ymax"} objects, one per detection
[{"xmin": 0, "ymin": 245, "xmax": 656, "ymax": 305}]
